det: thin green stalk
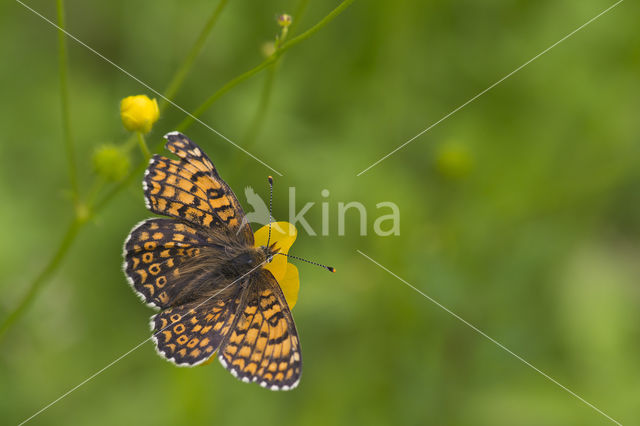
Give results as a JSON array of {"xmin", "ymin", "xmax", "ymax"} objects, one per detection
[
  {"xmin": 57, "ymin": 0, "xmax": 78, "ymax": 204},
  {"xmin": 242, "ymin": 62, "xmax": 277, "ymax": 148},
  {"xmin": 279, "ymin": 0, "xmax": 355, "ymax": 54},
  {"xmin": 176, "ymin": 58, "xmax": 277, "ymax": 131},
  {"xmin": 94, "ymin": 161, "xmax": 147, "ymax": 214},
  {"xmin": 289, "ymin": 0, "xmax": 310, "ymax": 36},
  {"xmin": 85, "ymin": 176, "xmax": 105, "ymax": 206},
  {"xmin": 137, "ymin": 132, "xmax": 151, "ymax": 159},
  {"xmin": 178, "ymin": 0, "xmax": 356, "ymax": 131},
  {"xmin": 0, "ymin": 219, "xmax": 81, "ymax": 338},
  {"xmin": 159, "ymin": 0, "xmax": 229, "ymax": 112},
  {"xmin": 240, "ymin": 0, "xmax": 310, "ymax": 152}
]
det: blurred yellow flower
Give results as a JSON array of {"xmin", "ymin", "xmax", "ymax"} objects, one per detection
[
  {"xmin": 254, "ymin": 222, "xmax": 300, "ymax": 309},
  {"xmin": 435, "ymin": 141, "xmax": 473, "ymax": 179},
  {"xmin": 120, "ymin": 95, "xmax": 159, "ymax": 133}
]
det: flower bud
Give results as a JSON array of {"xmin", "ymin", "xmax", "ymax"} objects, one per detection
[
  {"xmin": 261, "ymin": 41, "xmax": 276, "ymax": 58},
  {"xmin": 120, "ymin": 95, "xmax": 159, "ymax": 133},
  {"xmin": 93, "ymin": 144, "xmax": 130, "ymax": 181},
  {"xmin": 277, "ymin": 14, "xmax": 292, "ymax": 28},
  {"xmin": 436, "ymin": 142, "xmax": 473, "ymax": 179}
]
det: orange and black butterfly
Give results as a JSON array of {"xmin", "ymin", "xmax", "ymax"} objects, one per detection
[{"xmin": 123, "ymin": 132, "xmax": 303, "ymax": 390}]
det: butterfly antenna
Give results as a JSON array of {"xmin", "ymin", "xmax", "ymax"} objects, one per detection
[
  {"xmin": 266, "ymin": 176, "xmax": 274, "ymax": 247},
  {"xmin": 276, "ymin": 252, "xmax": 336, "ymax": 273}
]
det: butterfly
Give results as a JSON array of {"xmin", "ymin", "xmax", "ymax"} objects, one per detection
[{"xmin": 123, "ymin": 131, "xmax": 301, "ymax": 390}]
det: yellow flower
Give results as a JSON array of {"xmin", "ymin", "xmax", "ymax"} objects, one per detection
[
  {"xmin": 254, "ymin": 222, "xmax": 300, "ymax": 309},
  {"xmin": 120, "ymin": 95, "xmax": 159, "ymax": 133}
]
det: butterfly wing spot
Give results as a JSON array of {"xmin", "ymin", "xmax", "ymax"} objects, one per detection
[
  {"xmin": 136, "ymin": 270, "xmax": 148, "ymax": 283},
  {"xmin": 148, "ymin": 264, "xmax": 161, "ymax": 275}
]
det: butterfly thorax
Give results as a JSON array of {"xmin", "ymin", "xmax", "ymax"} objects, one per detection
[{"xmin": 167, "ymin": 234, "xmax": 280, "ymax": 306}]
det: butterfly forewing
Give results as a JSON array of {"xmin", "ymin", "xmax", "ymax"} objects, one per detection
[
  {"xmin": 218, "ymin": 270, "xmax": 302, "ymax": 390},
  {"xmin": 147, "ymin": 132, "xmax": 253, "ymax": 245}
]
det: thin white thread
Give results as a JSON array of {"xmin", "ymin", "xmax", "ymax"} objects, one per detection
[
  {"xmin": 15, "ymin": 0, "xmax": 283, "ymax": 176},
  {"xmin": 18, "ymin": 260, "xmax": 268, "ymax": 425},
  {"xmin": 357, "ymin": 250, "xmax": 623, "ymax": 425},
  {"xmin": 356, "ymin": 0, "xmax": 624, "ymax": 176}
]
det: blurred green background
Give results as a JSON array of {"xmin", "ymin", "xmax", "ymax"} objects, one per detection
[{"xmin": 1, "ymin": 0, "xmax": 639, "ymax": 424}]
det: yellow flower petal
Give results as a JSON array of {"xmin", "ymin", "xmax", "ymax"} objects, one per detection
[
  {"xmin": 265, "ymin": 254, "xmax": 287, "ymax": 283},
  {"xmin": 254, "ymin": 221, "xmax": 297, "ymax": 250},
  {"xmin": 279, "ymin": 263, "xmax": 299, "ymax": 308},
  {"xmin": 255, "ymin": 222, "xmax": 296, "ymax": 283},
  {"xmin": 120, "ymin": 95, "xmax": 159, "ymax": 133},
  {"xmin": 254, "ymin": 222, "xmax": 300, "ymax": 308}
]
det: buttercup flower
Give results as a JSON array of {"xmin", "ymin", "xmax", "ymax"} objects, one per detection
[
  {"xmin": 254, "ymin": 222, "xmax": 300, "ymax": 309},
  {"xmin": 120, "ymin": 95, "xmax": 159, "ymax": 133}
]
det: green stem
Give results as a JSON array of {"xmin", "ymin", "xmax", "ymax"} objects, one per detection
[
  {"xmin": 178, "ymin": 0, "xmax": 356, "ymax": 131},
  {"xmin": 0, "ymin": 219, "xmax": 80, "ymax": 338},
  {"xmin": 137, "ymin": 132, "xmax": 151, "ymax": 159},
  {"xmin": 85, "ymin": 177, "xmax": 105, "ymax": 206},
  {"xmin": 176, "ymin": 57, "xmax": 277, "ymax": 131},
  {"xmin": 240, "ymin": 0, "xmax": 310, "ymax": 153},
  {"xmin": 289, "ymin": 0, "xmax": 310, "ymax": 37},
  {"xmin": 57, "ymin": 0, "xmax": 78, "ymax": 204},
  {"xmin": 123, "ymin": 133, "xmax": 139, "ymax": 152},
  {"xmin": 279, "ymin": 0, "xmax": 355, "ymax": 53},
  {"xmin": 159, "ymin": 0, "xmax": 229, "ymax": 112},
  {"xmin": 94, "ymin": 161, "xmax": 147, "ymax": 214},
  {"xmin": 242, "ymin": 64, "xmax": 277, "ymax": 148}
]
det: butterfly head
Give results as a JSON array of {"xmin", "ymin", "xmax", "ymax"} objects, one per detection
[
  {"xmin": 227, "ymin": 243, "xmax": 280, "ymax": 275},
  {"xmin": 260, "ymin": 242, "xmax": 281, "ymax": 264}
]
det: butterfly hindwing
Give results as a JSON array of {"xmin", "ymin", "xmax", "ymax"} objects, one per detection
[
  {"xmin": 150, "ymin": 289, "xmax": 244, "ymax": 366},
  {"xmin": 218, "ymin": 270, "xmax": 302, "ymax": 390},
  {"xmin": 123, "ymin": 218, "xmax": 214, "ymax": 309}
]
